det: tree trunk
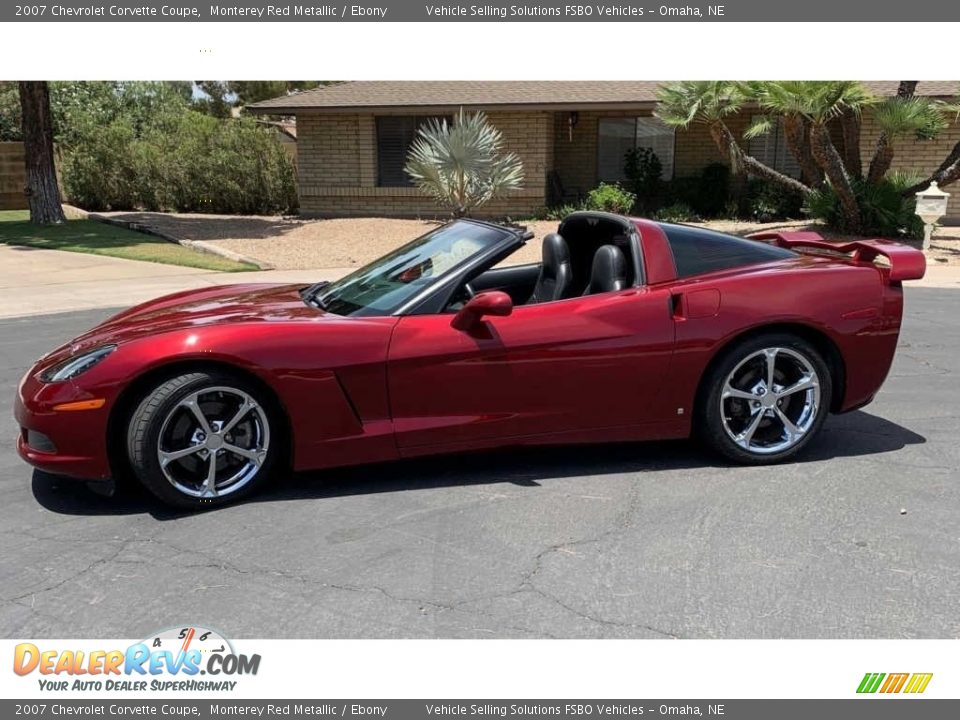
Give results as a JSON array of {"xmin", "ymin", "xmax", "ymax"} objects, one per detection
[
  {"xmin": 783, "ymin": 116, "xmax": 823, "ymax": 187},
  {"xmin": 897, "ymin": 81, "xmax": 919, "ymax": 98},
  {"xmin": 866, "ymin": 81, "xmax": 918, "ymax": 186},
  {"xmin": 810, "ymin": 123, "xmax": 862, "ymax": 233},
  {"xmin": 903, "ymin": 138, "xmax": 960, "ymax": 195},
  {"xmin": 708, "ymin": 121, "xmax": 812, "ymax": 197},
  {"xmin": 839, "ymin": 110, "xmax": 862, "ymax": 178},
  {"xmin": 18, "ymin": 82, "xmax": 65, "ymax": 225},
  {"xmin": 867, "ymin": 136, "xmax": 895, "ymax": 185}
]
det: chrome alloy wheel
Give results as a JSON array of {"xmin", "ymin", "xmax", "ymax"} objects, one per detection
[
  {"xmin": 719, "ymin": 347, "xmax": 821, "ymax": 455},
  {"xmin": 156, "ymin": 386, "xmax": 270, "ymax": 499}
]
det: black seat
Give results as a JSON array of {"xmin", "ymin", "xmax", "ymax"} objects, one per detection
[
  {"xmin": 582, "ymin": 245, "xmax": 627, "ymax": 296},
  {"xmin": 528, "ymin": 233, "xmax": 573, "ymax": 304}
]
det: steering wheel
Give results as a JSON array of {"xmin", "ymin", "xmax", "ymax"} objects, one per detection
[{"xmin": 462, "ymin": 282, "xmax": 477, "ymax": 300}]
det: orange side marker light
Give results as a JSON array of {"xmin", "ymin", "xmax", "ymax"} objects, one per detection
[{"xmin": 52, "ymin": 398, "xmax": 106, "ymax": 412}]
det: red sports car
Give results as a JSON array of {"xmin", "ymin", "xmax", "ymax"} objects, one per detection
[{"xmin": 15, "ymin": 212, "xmax": 926, "ymax": 509}]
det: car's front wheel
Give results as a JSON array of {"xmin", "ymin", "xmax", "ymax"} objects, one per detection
[
  {"xmin": 126, "ymin": 371, "xmax": 280, "ymax": 509},
  {"xmin": 698, "ymin": 333, "xmax": 832, "ymax": 464}
]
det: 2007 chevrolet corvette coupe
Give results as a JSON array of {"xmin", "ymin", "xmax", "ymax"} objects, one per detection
[{"xmin": 15, "ymin": 212, "xmax": 926, "ymax": 508}]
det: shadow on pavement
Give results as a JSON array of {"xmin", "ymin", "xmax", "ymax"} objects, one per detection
[{"xmin": 30, "ymin": 410, "xmax": 926, "ymax": 519}]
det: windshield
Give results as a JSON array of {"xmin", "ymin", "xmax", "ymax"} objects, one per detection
[{"xmin": 310, "ymin": 220, "xmax": 514, "ymax": 317}]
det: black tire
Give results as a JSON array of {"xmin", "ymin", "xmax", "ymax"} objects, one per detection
[
  {"xmin": 697, "ymin": 333, "xmax": 832, "ymax": 464},
  {"xmin": 126, "ymin": 371, "xmax": 281, "ymax": 509}
]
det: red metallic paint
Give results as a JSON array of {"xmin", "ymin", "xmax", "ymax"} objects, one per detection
[
  {"xmin": 749, "ymin": 231, "xmax": 927, "ymax": 282},
  {"xmin": 388, "ymin": 286, "xmax": 675, "ymax": 451},
  {"xmin": 633, "ymin": 219, "xmax": 677, "ymax": 284},
  {"xmin": 14, "ymin": 218, "xmax": 924, "ymax": 484}
]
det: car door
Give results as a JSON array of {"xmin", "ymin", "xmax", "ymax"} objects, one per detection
[{"xmin": 386, "ymin": 286, "xmax": 677, "ymax": 453}]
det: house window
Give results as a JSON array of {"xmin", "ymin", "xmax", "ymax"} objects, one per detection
[
  {"xmin": 597, "ymin": 117, "xmax": 676, "ymax": 182},
  {"xmin": 376, "ymin": 115, "xmax": 450, "ymax": 187},
  {"xmin": 747, "ymin": 115, "xmax": 802, "ymax": 179}
]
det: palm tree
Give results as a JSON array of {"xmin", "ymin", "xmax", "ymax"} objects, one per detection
[
  {"xmin": 745, "ymin": 81, "xmax": 828, "ymax": 187},
  {"xmin": 866, "ymin": 95, "xmax": 947, "ymax": 184},
  {"xmin": 903, "ymin": 95, "xmax": 960, "ymax": 194},
  {"xmin": 656, "ymin": 81, "xmax": 810, "ymax": 197},
  {"xmin": 404, "ymin": 109, "xmax": 524, "ymax": 217},
  {"xmin": 663, "ymin": 81, "xmax": 874, "ymax": 231},
  {"xmin": 750, "ymin": 82, "xmax": 876, "ymax": 230},
  {"xmin": 658, "ymin": 80, "xmax": 960, "ymax": 233},
  {"xmin": 792, "ymin": 82, "xmax": 874, "ymax": 232}
]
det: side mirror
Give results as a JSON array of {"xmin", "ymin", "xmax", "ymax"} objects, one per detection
[{"xmin": 451, "ymin": 291, "xmax": 513, "ymax": 331}]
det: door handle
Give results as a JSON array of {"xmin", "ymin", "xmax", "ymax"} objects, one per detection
[
  {"xmin": 671, "ymin": 293, "xmax": 686, "ymax": 320},
  {"xmin": 672, "ymin": 289, "xmax": 720, "ymax": 320}
]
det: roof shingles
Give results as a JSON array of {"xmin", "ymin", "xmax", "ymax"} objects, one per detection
[{"xmin": 248, "ymin": 80, "xmax": 959, "ymax": 113}]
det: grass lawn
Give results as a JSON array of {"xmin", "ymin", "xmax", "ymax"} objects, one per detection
[{"xmin": 0, "ymin": 211, "xmax": 257, "ymax": 272}]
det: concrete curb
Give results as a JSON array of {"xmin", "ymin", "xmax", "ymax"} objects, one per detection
[{"xmin": 81, "ymin": 209, "xmax": 275, "ymax": 271}]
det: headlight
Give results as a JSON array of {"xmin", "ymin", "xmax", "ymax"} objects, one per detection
[{"xmin": 40, "ymin": 345, "xmax": 116, "ymax": 383}]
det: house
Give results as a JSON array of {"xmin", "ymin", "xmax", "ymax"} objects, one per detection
[{"xmin": 248, "ymin": 81, "xmax": 960, "ymax": 221}]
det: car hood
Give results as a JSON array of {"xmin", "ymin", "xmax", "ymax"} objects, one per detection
[{"xmin": 52, "ymin": 283, "xmax": 326, "ymax": 357}]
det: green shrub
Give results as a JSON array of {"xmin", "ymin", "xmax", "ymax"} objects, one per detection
[
  {"xmin": 0, "ymin": 82, "xmax": 21, "ymax": 141},
  {"xmin": 61, "ymin": 110, "xmax": 298, "ymax": 215},
  {"xmin": 59, "ymin": 119, "xmax": 140, "ymax": 211},
  {"xmin": 584, "ymin": 182, "xmax": 636, "ymax": 215},
  {"xmin": 696, "ymin": 163, "xmax": 731, "ymax": 217},
  {"xmin": 533, "ymin": 203, "xmax": 583, "ymax": 221},
  {"xmin": 624, "ymin": 147, "xmax": 663, "ymax": 212},
  {"xmin": 660, "ymin": 164, "xmax": 731, "ymax": 218},
  {"xmin": 806, "ymin": 172, "xmax": 923, "ymax": 239},
  {"xmin": 656, "ymin": 203, "xmax": 700, "ymax": 223},
  {"xmin": 662, "ymin": 176, "xmax": 700, "ymax": 211},
  {"xmin": 743, "ymin": 179, "xmax": 804, "ymax": 222}
]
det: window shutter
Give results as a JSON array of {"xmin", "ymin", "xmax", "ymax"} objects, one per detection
[
  {"xmin": 597, "ymin": 118, "xmax": 636, "ymax": 182},
  {"xmin": 635, "ymin": 117, "xmax": 675, "ymax": 180},
  {"xmin": 747, "ymin": 114, "xmax": 802, "ymax": 179},
  {"xmin": 377, "ymin": 116, "xmax": 417, "ymax": 187},
  {"xmin": 748, "ymin": 114, "xmax": 777, "ymax": 168},
  {"xmin": 775, "ymin": 130, "xmax": 802, "ymax": 179},
  {"xmin": 376, "ymin": 116, "xmax": 452, "ymax": 188},
  {"xmin": 598, "ymin": 117, "xmax": 676, "ymax": 183}
]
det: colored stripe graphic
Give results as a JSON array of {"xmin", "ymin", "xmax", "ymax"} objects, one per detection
[
  {"xmin": 857, "ymin": 673, "xmax": 885, "ymax": 693},
  {"xmin": 904, "ymin": 673, "xmax": 933, "ymax": 694},
  {"xmin": 880, "ymin": 673, "xmax": 909, "ymax": 693},
  {"xmin": 857, "ymin": 672, "xmax": 932, "ymax": 694}
]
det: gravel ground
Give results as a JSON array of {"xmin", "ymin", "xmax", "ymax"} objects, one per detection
[
  {"xmin": 101, "ymin": 212, "xmax": 551, "ymax": 269},
  {"xmin": 99, "ymin": 211, "xmax": 960, "ymax": 271}
]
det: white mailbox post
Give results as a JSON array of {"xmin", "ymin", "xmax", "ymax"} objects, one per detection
[{"xmin": 915, "ymin": 181, "xmax": 950, "ymax": 250}]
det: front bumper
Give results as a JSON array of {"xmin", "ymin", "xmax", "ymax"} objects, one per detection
[{"xmin": 14, "ymin": 370, "xmax": 113, "ymax": 480}]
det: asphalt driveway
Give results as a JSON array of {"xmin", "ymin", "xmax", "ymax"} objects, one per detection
[{"xmin": 0, "ymin": 288, "xmax": 957, "ymax": 639}]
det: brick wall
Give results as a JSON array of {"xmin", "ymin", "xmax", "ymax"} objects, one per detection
[
  {"xmin": 295, "ymin": 108, "xmax": 960, "ymax": 220},
  {"xmin": 0, "ymin": 142, "xmax": 26, "ymax": 211},
  {"xmin": 860, "ymin": 112, "xmax": 960, "ymax": 219},
  {"xmin": 296, "ymin": 111, "xmax": 552, "ymax": 219}
]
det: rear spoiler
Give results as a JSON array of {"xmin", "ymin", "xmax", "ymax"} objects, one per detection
[{"xmin": 748, "ymin": 231, "xmax": 926, "ymax": 282}]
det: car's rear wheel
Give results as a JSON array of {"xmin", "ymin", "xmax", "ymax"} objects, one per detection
[
  {"xmin": 126, "ymin": 371, "xmax": 280, "ymax": 509},
  {"xmin": 698, "ymin": 333, "xmax": 832, "ymax": 464}
]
